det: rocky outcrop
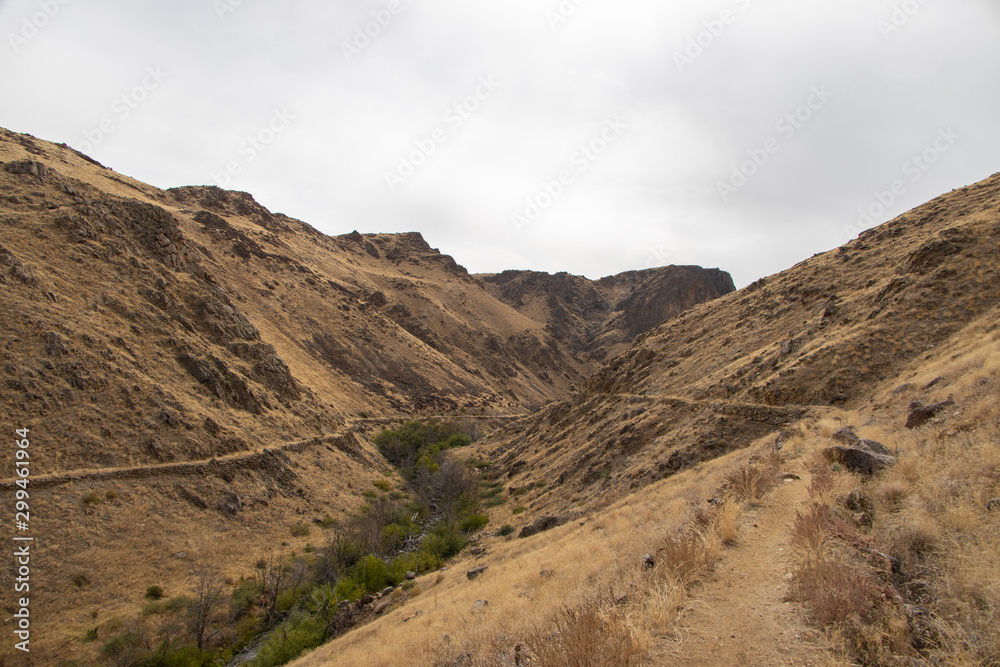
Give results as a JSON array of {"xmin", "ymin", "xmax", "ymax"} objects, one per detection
[{"xmin": 477, "ymin": 265, "xmax": 735, "ymax": 360}]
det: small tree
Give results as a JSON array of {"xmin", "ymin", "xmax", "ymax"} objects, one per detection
[{"xmin": 186, "ymin": 570, "xmax": 227, "ymax": 652}]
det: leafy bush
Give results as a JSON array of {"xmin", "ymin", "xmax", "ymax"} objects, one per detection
[
  {"xmin": 72, "ymin": 572, "xmax": 90, "ymax": 588},
  {"xmin": 497, "ymin": 524, "xmax": 515, "ymax": 537},
  {"xmin": 82, "ymin": 491, "xmax": 100, "ymax": 506},
  {"xmin": 231, "ymin": 579, "xmax": 262, "ymax": 616},
  {"xmin": 105, "ymin": 490, "xmax": 118, "ymax": 501},
  {"xmin": 249, "ymin": 614, "xmax": 326, "ymax": 667},
  {"xmin": 440, "ymin": 434, "xmax": 472, "ymax": 449},
  {"xmin": 460, "ymin": 513, "xmax": 489, "ymax": 533},
  {"xmin": 334, "ymin": 578, "xmax": 364, "ymax": 602},
  {"xmin": 146, "ymin": 585, "xmax": 165, "ymax": 600},
  {"xmin": 373, "ymin": 479, "xmax": 393, "ymax": 492},
  {"xmin": 352, "ymin": 555, "xmax": 388, "ymax": 594},
  {"xmin": 421, "ymin": 522, "xmax": 467, "ymax": 560}
]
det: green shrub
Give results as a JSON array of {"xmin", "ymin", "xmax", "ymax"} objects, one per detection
[
  {"xmin": 484, "ymin": 496, "xmax": 507, "ymax": 508},
  {"xmin": 352, "ymin": 555, "xmax": 388, "ymax": 594},
  {"xmin": 105, "ymin": 490, "xmax": 118, "ymax": 501},
  {"xmin": 231, "ymin": 579, "xmax": 261, "ymax": 616},
  {"xmin": 247, "ymin": 614, "xmax": 326, "ymax": 667},
  {"xmin": 290, "ymin": 523, "xmax": 310, "ymax": 537},
  {"xmin": 382, "ymin": 522, "xmax": 416, "ymax": 552},
  {"xmin": 497, "ymin": 524, "xmax": 515, "ymax": 537},
  {"xmin": 84, "ymin": 627, "xmax": 99, "ymax": 642},
  {"xmin": 421, "ymin": 522, "xmax": 467, "ymax": 560},
  {"xmin": 460, "ymin": 513, "xmax": 489, "ymax": 533},
  {"xmin": 373, "ymin": 479, "xmax": 392, "ymax": 492},
  {"xmin": 145, "ymin": 585, "xmax": 164, "ymax": 600},
  {"xmin": 512, "ymin": 506, "xmax": 526, "ymax": 515},
  {"xmin": 319, "ymin": 515, "xmax": 336, "ymax": 529},
  {"xmin": 362, "ymin": 489, "xmax": 377, "ymax": 499},
  {"xmin": 72, "ymin": 572, "xmax": 90, "ymax": 588},
  {"xmin": 440, "ymin": 434, "xmax": 472, "ymax": 449},
  {"xmin": 82, "ymin": 491, "xmax": 100, "ymax": 506},
  {"xmin": 334, "ymin": 578, "xmax": 364, "ymax": 602}
]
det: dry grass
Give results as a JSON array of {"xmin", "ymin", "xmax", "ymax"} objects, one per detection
[
  {"xmin": 784, "ymin": 317, "xmax": 1000, "ymax": 666},
  {"xmin": 524, "ymin": 592, "xmax": 644, "ymax": 667},
  {"xmin": 714, "ymin": 501, "xmax": 743, "ymax": 545},
  {"xmin": 724, "ymin": 452, "xmax": 781, "ymax": 504}
]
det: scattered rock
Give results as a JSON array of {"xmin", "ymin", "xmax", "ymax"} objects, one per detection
[
  {"xmin": 986, "ymin": 498, "xmax": 1000, "ymax": 512},
  {"xmin": 823, "ymin": 444, "xmax": 896, "ymax": 475},
  {"xmin": 373, "ymin": 599, "xmax": 392, "ymax": 615},
  {"xmin": 381, "ymin": 586, "xmax": 395, "ymax": 597},
  {"xmin": 923, "ymin": 376, "xmax": 947, "ymax": 390},
  {"xmin": 518, "ymin": 515, "xmax": 565, "ymax": 539},
  {"xmin": 404, "ymin": 571, "xmax": 416, "ymax": 581},
  {"xmin": 471, "ymin": 600, "xmax": 489, "ymax": 611},
  {"xmin": 642, "ymin": 553, "xmax": 655, "ymax": 569},
  {"xmin": 539, "ymin": 569, "xmax": 555, "ymax": 579},
  {"xmin": 779, "ymin": 472, "xmax": 801, "ymax": 481},
  {"xmin": 466, "ymin": 567, "xmax": 488, "ymax": 581},
  {"xmin": 359, "ymin": 594, "xmax": 375, "ymax": 606},
  {"xmin": 176, "ymin": 484, "xmax": 208, "ymax": 509},
  {"xmin": 338, "ymin": 600, "xmax": 352, "ymax": 610},
  {"xmin": 906, "ymin": 400, "xmax": 955, "ymax": 429},
  {"xmin": 468, "ymin": 546, "xmax": 487, "ymax": 557},
  {"xmin": 173, "ymin": 552, "xmax": 188, "ymax": 559}
]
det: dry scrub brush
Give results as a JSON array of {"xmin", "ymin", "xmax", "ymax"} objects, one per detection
[{"xmin": 788, "ymin": 401, "xmax": 1000, "ymax": 665}]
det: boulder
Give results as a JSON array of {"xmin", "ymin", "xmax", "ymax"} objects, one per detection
[
  {"xmin": 906, "ymin": 400, "xmax": 955, "ymax": 429},
  {"xmin": 518, "ymin": 515, "xmax": 565, "ymax": 539},
  {"xmin": 466, "ymin": 566, "xmax": 488, "ymax": 581},
  {"xmin": 823, "ymin": 444, "xmax": 896, "ymax": 475}
]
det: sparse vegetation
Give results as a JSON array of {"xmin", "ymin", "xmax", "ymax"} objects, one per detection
[
  {"xmin": 145, "ymin": 585, "xmax": 164, "ymax": 600},
  {"xmin": 81, "ymin": 491, "xmax": 100, "ymax": 506}
]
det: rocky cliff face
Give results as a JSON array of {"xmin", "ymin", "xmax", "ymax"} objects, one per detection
[{"xmin": 477, "ymin": 265, "xmax": 736, "ymax": 360}]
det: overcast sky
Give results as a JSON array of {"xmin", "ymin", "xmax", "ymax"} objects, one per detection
[{"xmin": 2, "ymin": 1, "xmax": 998, "ymax": 287}]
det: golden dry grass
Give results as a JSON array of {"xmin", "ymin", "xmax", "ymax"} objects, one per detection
[{"xmin": 784, "ymin": 311, "xmax": 1000, "ymax": 666}]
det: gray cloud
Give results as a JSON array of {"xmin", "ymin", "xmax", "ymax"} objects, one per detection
[{"xmin": 2, "ymin": 0, "xmax": 998, "ymax": 287}]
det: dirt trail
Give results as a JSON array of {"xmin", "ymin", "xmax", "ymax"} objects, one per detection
[{"xmin": 652, "ymin": 468, "xmax": 830, "ymax": 666}]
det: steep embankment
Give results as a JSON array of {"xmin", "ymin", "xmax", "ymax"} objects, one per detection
[{"xmin": 472, "ymin": 171, "xmax": 1000, "ymax": 521}]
